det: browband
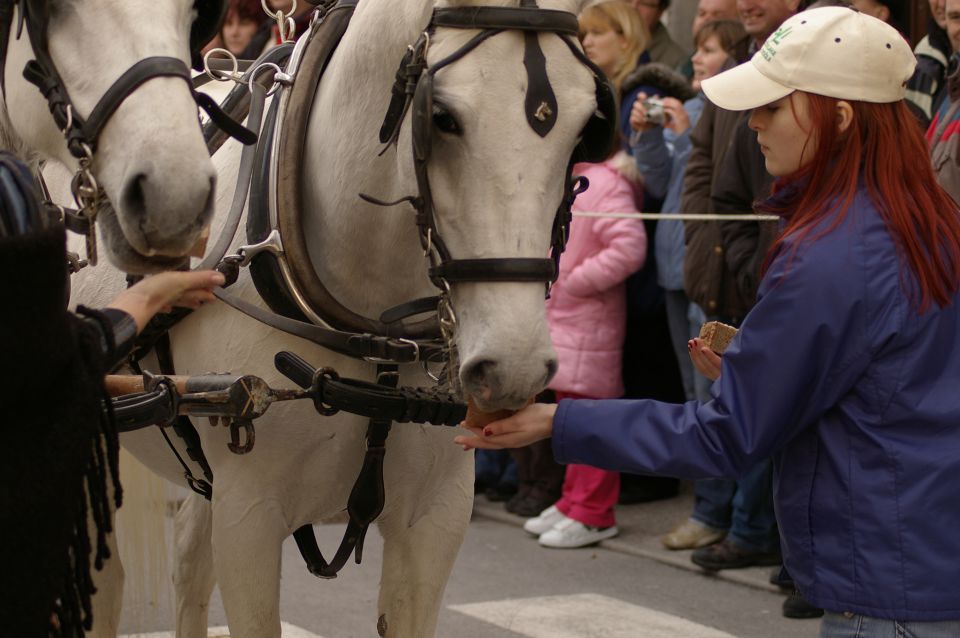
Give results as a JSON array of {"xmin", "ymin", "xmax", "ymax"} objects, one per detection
[{"xmin": 432, "ymin": 7, "xmax": 579, "ymax": 35}]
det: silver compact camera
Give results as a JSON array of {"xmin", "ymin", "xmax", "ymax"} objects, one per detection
[{"xmin": 643, "ymin": 98, "xmax": 666, "ymax": 126}]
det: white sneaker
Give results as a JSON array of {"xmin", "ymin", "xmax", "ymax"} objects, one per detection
[
  {"xmin": 538, "ymin": 517, "xmax": 618, "ymax": 549},
  {"xmin": 522, "ymin": 505, "xmax": 566, "ymax": 536}
]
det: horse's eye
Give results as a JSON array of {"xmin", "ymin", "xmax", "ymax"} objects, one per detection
[{"xmin": 432, "ymin": 105, "xmax": 461, "ymax": 135}]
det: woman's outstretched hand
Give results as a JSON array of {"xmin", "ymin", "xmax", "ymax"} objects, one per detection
[
  {"xmin": 688, "ymin": 337, "xmax": 722, "ymax": 381},
  {"xmin": 454, "ymin": 402, "xmax": 559, "ymax": 451}
]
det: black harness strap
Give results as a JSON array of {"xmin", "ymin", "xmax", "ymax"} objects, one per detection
[
  {"xmin": 154, "ymin": 332, "xmax": 214, "ymax": 499},
  {"xmin": 430, "ymin": 6, "xmax": 578, "ymax": 33},
  {"xmin": 293, "ymin": 364, "xmax": 399, "ymax": 579},
  {"xmin": 211, "ymin": 287, "xmax": 441, "ymax": 363},
  {"xmin": 430, "ymin": 257, "xmax": 556, "ymax": 283}
]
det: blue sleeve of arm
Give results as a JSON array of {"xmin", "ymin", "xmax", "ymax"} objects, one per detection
[
  {"xmin": 552, "ymin": 239, "xmax": 873, "ymax": 479},
  {"xmin": 630, "ymin": 128, "xmax": 673, "ymax": 200}
]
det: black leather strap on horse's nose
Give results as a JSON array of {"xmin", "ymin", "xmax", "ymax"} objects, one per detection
[{"xmin": 430, "ymin": 257, "xmax": 556, "ymax": 283}]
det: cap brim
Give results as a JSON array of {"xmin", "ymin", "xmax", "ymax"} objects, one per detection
[{"xmin": 701, "ymin": 60, "xmax": 795, "ymax": 111}]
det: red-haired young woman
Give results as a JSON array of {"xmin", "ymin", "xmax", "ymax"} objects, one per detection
[{"xmin": 455, "ymin": 8, "xmax": 960, "ymax": 636}]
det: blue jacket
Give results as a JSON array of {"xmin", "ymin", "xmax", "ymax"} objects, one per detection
[{"xmin": 552, "ymin": 186, "xmax": 960, "ymax": 621}]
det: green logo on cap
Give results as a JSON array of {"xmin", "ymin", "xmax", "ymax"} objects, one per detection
[{"xmin": 761, "ymin": 25, "xmax": 793, "ymax": 61}]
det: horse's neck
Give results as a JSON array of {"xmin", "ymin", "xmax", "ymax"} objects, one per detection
[{"xmin": 300, "ymin": 0, "xmax": 436, "ymax": 318}]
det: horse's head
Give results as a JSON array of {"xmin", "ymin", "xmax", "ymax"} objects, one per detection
[
  {"xmin": 1, "ymin": 0, "xmax": 222, "ymax": 272},
  {"xmin": 405, "ymin": 0, "xmax": 610, "ymax": 410}
]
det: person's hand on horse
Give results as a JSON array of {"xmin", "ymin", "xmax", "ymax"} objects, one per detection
[
  {"xmin": 454, "ymin": 402, "xmax": 558, "ymax": 451},
  {"xmin": 688, "ymin": 337, "xmax": 722, "ymax": 381},
  {"xmin": 661, "ymin": 97, "xmax": 690, "ymax": 135},
  {"xmin": 106, "ymin": 270, "xmax": 225, "ymax": 333}
]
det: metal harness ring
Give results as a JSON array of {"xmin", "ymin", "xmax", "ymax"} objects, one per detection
[{"xmin": 203, "ymin": 48, "xmax": 242, "ymax": 83}]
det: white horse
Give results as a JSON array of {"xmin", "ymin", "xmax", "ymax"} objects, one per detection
[{"xmin": 70, "ymin": 0, "xmax": 603, "ymax": 635}]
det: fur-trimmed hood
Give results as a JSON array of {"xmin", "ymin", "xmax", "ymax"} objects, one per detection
[{"xmin": 622, "ymin": 63, "xmax": 697, "ymax": 103}]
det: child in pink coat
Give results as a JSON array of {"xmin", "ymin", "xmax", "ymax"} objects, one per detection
[{"xmin": 525, "ymin": 155, "xmax": 647, "ymax": 548}]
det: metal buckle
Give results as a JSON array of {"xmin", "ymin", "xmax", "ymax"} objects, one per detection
[{"xmin": 363, "ymin": 337, "xmax": 420, "ymax": 364}]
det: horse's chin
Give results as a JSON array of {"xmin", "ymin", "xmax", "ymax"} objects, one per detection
[{"xmin": 97, "ymin": 204, "xmax": 190, "ymax": 274}]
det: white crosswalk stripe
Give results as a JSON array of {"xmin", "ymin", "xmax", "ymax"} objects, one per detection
[
  {"xmin": 448, "ymin": 593, "xmax": 740, "ymax": 638},
  {"xmin": 119, "ymin": 621, "xmax": 322, "ymax": 638}
]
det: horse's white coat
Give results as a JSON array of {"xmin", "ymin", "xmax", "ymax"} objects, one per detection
[{"xmin": 68, "ymin": 0, "xmax": 598, "ymax": 636}]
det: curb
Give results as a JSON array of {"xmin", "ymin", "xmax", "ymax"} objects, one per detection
[{"xmin": 472, "ymin": 501, "xmax": 783, "ymax": 596}]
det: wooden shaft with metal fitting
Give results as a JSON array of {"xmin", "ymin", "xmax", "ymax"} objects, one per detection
[{"xmin": 104, "ymin": 374, "xmax": 191, "ymax": 397}]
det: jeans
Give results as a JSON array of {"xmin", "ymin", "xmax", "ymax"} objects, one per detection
[
  {"xmin": 685, "ymin": 307, "xmax": 779, "ymax": 552},
  {"xmin": 691, "ymin": 458, "xmax": 779, "ymax": 551},
  {"xmin": 819, "ymin": 612, "xmax": 960, "ymax": 638}
]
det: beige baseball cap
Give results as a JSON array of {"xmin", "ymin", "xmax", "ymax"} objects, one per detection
[{"xmin": 701, "ymin": 7, "xmax": 917, "ymax": 112}]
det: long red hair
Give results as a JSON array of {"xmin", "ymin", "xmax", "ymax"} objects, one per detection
[{"xmin": 758, "ymin": 93, "xmax": 960, "ymax": 312}]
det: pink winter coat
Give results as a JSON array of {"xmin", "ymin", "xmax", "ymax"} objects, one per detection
[{"xmin": 547, "ymin": 159, "xmax": 647, "ymax": 399}]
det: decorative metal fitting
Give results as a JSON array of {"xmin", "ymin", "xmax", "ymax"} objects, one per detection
[{"xmin": 203, "ymin": 48, "xmax": 243, "ymax": 83}]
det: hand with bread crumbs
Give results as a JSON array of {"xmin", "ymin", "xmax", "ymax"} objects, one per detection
[
  {"xmin": 454, "ymin": 402, "xmax": 558, "ymax": 451},
  {"xmin": 688, "ymin": 337, "xmax": 722, "ymax": 381}
]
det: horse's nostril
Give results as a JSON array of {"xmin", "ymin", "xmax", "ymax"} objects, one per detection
[
  {"xmin": 121, "ymin": 172, "xmax": 148, "ymax": 220},
  {"xmin": 463, "ymin": 359, "xmax": 497, "ymax": 387},
  {"xmin": 545, "ymin": 358, "xmax": 558, "ymax": 382}
]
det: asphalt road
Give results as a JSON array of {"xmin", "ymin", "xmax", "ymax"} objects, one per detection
[{"xmin": 119, "ymin": 512, "xmax": 820, "ymax": 638}]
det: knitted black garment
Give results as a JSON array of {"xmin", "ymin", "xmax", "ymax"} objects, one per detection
[{"xmin": 0, "ymin": 226, "xmax": 122, "ymax": 637}]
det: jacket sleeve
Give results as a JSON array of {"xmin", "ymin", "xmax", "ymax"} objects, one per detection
[
  {"xmin": 630, "ymin": 128, "xmax": 673, "ymax": 201},
  {"xmin": 714, "ymin": 116, "xmax": 773, "ymax": 306},
  {"xmin": 552, "ymin": 237, "xmax": 874, "ymax": 479},
  {"xmin": 564, "ymin": 180, "xmax": 647, "ymax": 297},
  {"xmin": 681, "ymin": 100, "xmax": 716, "ymax": 227}
]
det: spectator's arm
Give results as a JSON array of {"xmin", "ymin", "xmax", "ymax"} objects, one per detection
[{"xmin": 630, "ymin": 128, "xmax": 673, "ymax": 201}]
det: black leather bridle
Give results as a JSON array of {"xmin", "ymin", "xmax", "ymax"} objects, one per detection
[
  {"xmin": 376, "ymin": 0, "xmax": 617, "ymax": 301},
  {"xmin": 1, "ymin": 0, "xmax": 254, "ymax": 161}
]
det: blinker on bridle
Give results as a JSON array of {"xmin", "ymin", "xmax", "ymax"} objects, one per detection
[
  {"xmin": 373, "ymin": 0, "xmax": 617, "ymax": 316},
  {"xmin": 0, "ymin": 0, "xmax": 255, "ymax": 265}
]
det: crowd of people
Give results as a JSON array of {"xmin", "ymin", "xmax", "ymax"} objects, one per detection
[
  {"xmin": 6, "ymin": 0, "xmax": 959, "ymax": 635},
  {"xmin": 470, "ymin": 0, "xmax": 960, "ymax": 632}
]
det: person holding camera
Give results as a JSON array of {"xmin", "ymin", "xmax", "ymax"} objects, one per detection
[{"xmin": 457, "ymin": 8, "xmax": 960, "ymax": 635}]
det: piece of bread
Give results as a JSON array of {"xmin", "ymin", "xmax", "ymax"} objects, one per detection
[
  {"xmin": 464, "ymin": 397, "xmax": 532, "ymax": 428},
  {"xmin": 698, "ymin": 321, "xmax": 738, "ymax": 355}
]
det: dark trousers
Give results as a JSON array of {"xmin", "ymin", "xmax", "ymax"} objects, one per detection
[{"xmin": 510, "ymin": 439, "xmax": 565, "ymax": 503}]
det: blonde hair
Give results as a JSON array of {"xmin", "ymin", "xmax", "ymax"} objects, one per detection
[{"xmin": 578, "ymin": 1, "xmax": 649, "ymax": 91}]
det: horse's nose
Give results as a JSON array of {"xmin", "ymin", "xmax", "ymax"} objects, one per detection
[
  {"xmin": 461, "ymin": 355, "xmax": 557, "ymax": 410},
  {"xmin": 120, "ymin": 161, "xmax": 216, "ymax": 255}
]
